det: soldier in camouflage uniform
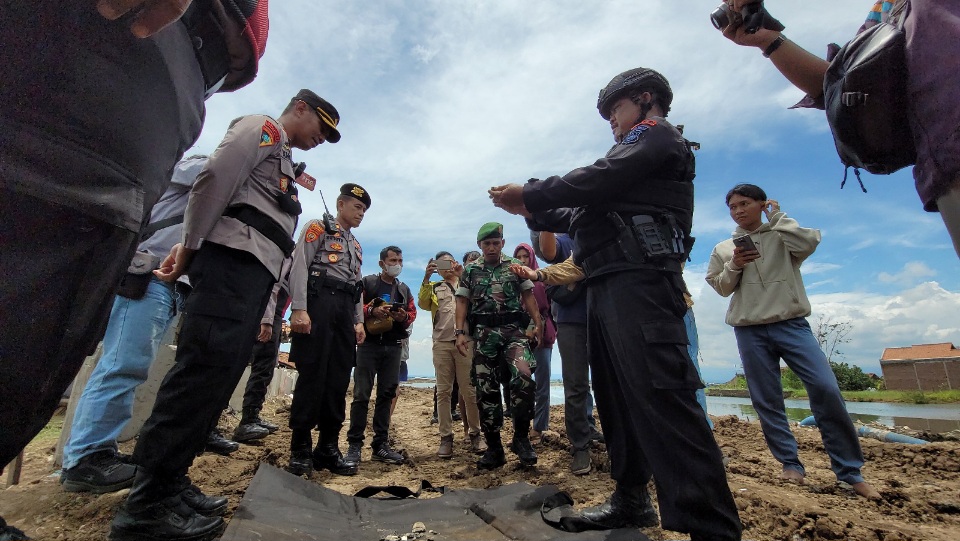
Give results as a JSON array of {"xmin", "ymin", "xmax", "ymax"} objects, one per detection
[{"xmin": 455, "ymin": 222, "xmax": 543, "ymax": 469}]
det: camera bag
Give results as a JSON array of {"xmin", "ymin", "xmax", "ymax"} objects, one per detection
[{"xmin": 823, "ymin": 5, "xmax": 914, "ymax": 177}]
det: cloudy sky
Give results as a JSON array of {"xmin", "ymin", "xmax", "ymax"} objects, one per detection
[{"xmin": 192, "ymin": 1, "xmax": 959, "ymax": 383}]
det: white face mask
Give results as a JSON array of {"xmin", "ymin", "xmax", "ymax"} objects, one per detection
[{"xmin": 384, "ymin": 264, "xmax": 402, "ymax": 278}]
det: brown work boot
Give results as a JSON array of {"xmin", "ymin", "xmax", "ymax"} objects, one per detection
[
  {"xmin": 469, "ymin": 432, "xmax": 487, "ymax": 454},
  {"xmin": 437, "ymin": 435, "xmax": 454, "ymax": 459}
]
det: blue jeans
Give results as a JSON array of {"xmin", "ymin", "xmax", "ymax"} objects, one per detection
[
  {"xmin": 62, "ymin": 278, "xmax": 181, "ymax": 469},
  {"xmin": 532, "ymin": 346, "xmax": 552, "ymax": 432},
  {"xmin": 734, "ymin": 317, "xmax": 865, "ymax": 484},
  {"xmin": 684, "ymin": 309, "xmax": 713, "ymax": 429}
]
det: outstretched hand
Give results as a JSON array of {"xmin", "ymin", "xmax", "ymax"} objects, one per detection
[
  {"xmin": 97, "ymin": 0, "xmax": 193, "ymax": 38},
  {"xmin": 489, "ymin": 184, "xmax": 530, "ymax": 217},
  {"xmin": 509, "ymin": 263, "xmax": 536, "ymax": 281}
]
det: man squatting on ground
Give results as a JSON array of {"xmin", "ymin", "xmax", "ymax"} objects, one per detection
[
  {"xmin": 0, "ymin": 2, "xmax": 267, "ymax": 539},
  {"xmin": 455, "ymin": 223, "xmax": 543, "ymax": 470},
  {"xmin": 287, "ymin": 183, "xmax": 371, "ymax": 477},
  {"xmin": 109, "ymin": 89, "xmax": 340, "ymax": 541},
  {"xmin": 705, "ymin": 183, "xmax": 880, "ymax": 500},
  {"xmin": 489, "ymin": 67, "xmax": 742, "ymax": 540}
]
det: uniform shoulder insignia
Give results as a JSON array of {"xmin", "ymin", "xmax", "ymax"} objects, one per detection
[
  {"xmin": 260, "ymin": 119, "xmax": 281, "ymax": 147},
  {"xmin": 304, "ymin": 222, "xmax": 324, "ymax": 243},
  {"xmin": 621, "ymin": 121, "xmax": 657, "ymax": 145}
]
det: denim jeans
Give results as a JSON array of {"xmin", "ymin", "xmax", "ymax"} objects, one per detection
[
  {"xmin": 684, "ymin": 309, "xmax": 713, "ymax": 429},
  {"xmin": 62, "ymin": 277, "xmax": 181, "ymax": 469},
  {"xmin": 347, "ymin": 343, "xmax": 402, "ymax": 449},
  {"xmin": 734, "ymin": 317, "xmax": 865, "ymax": 484},
  {"xmin": 532, "ymin": 346, "xmax": 552, "ymax": 432}
]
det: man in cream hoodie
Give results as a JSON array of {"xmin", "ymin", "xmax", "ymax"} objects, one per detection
[{"xmin": 706, "ymin": 183, "xmax": 880, "ymax": 500}]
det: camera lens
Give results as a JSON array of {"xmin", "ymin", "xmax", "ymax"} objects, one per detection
[{"xmin": 710, "ymin": 5, "xmax": 730, "ymax": 30}]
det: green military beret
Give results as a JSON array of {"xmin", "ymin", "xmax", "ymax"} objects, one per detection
[
  {"xmin": 340, "ymin": 183, "xmax": 371, "ymax": 209},
  {"xmin": 477, "ymin": 222, "xmax": 504, "ymax": 242}
]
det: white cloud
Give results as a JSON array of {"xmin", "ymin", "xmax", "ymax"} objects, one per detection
[{"xmin": 877, "ymin": 261, "xmax": 937, "ymax": 285}]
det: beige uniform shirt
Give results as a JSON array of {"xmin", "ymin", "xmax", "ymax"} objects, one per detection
[
  {"xmin": 182, "ymin": 114, "xmax": 298, "ymax": 279},
  {"xmin": 289, "ymin": 218, "xmax": 364, "ymax": 323}
]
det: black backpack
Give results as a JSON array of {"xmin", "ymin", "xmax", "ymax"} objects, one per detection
[{"xmin": 823, "ymin": 3, "xmax": 914, "ymax": 181}]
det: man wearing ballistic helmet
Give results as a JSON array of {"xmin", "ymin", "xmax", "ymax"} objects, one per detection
[{"xmin": 490, "ymin": 68, "xmax": 742, "ymax": 540}]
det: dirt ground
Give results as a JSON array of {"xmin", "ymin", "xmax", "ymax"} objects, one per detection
[{"xmin": 2, "ymin": 386, "xmax": 959, "ymax": 541}]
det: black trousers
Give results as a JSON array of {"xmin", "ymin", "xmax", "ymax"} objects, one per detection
[
  {"xmin": 0, "ymin": 195, "xmax": 136, "ymax": 466},
  {"xmin": 586, "ymin": 270, "xmax": 742, "ymax": 541},
  {"xmin": 348, "ymin": 342, "xmax": 402, "ymax": 448},
  {"xmin": 288, "ymin": 286, "xmax": 357, "ymax": 447},
  {"xmin": 133, "ymin": 243, "xmax": 274, "ymax": 479},
  {"xmin": 243, "ymin": 289, "xmax": 289, "ymax": 412}
]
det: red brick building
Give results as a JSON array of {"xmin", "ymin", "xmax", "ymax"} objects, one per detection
[{"xmin": 880, "ymin": 343, "xmax": 960, "ymax": 391}]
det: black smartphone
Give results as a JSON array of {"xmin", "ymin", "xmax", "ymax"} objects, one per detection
[
  {"xmin": 390, "ymin": 302, "xmax": 403, "ymax": 311},
  {"xmin": 733, "ymin": 234, "xmax": 757, "ymax": 252}
]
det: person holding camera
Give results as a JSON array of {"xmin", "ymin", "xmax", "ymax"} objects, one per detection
[
  {"xmin": 344, "ymin": 246, "xmax": 417, "ymax": 467},
  {"xmin": 489, "ymin": 68, "xmax": 741, "ymax": 540},
  {"xmin": 718, "ymin": 0, "xmax": 960, "ymax": 258},
  {"xmin": 705, "ymin": 183, "xmax": 880, "ymax": 500},
  {"xmin": 455, "ymin": 223, "xmax": 543, "ymax": 470},
  {"xmin": 286, "ymin": 183, "xmax": 370, "ymax": 477},
  {"xmin": 419, "ymin": 252, "xmax": 486, "ymax": 458}
]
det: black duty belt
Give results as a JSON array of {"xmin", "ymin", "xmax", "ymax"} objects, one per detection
[
  {"xmin": 580, "ymin": 213, "xmax": 683, "ymax": 277},
  {"xmin": 308, "ymin": 269, "xmax": 363, "ymax": 303},
  {"xmin": 180, "ymin": 0, "xmax": 230, "ymax": 98},
  {"xmin": 470, "ymin": 312, "xmax": 525, "ymax": 327},
  {"xmin": 223, "ymin": 205, "xmax": 295, "ymax": 257}
]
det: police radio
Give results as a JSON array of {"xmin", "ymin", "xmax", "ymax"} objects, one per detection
[{"xmin": 316, "ymin": 186, "xmax": 338, "ymax": 234}]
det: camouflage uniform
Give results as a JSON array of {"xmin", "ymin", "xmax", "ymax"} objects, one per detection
[{"xmin": 457, "ymin": 254, "xmax": 537, "ymax": 433}]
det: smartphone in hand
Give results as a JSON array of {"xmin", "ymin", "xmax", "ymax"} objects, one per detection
[
  {"xmin": 435, "ymin": 259, "xmax": 453, "ymax": 271},
  {"xmin": 733, "ymin": 234, "xmax": 757, "ymax": 252},
  {"xmin": 390, "ymin": 302, "xmax": 404, "ymax": 311}
]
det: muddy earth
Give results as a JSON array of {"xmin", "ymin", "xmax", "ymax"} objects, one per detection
[{"xmin": 2, "ymin": 386, "xmax": 958, "ymax": 540}]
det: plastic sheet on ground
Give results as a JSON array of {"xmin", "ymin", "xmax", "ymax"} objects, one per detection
[{"xmin": 221, "ymin": 464, "xmax": 651, "ymax": 541}]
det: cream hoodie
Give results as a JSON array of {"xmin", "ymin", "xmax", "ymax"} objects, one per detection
[{"xmin": 705, "ymin": 211, "xmax": 821, "ymax": 327}]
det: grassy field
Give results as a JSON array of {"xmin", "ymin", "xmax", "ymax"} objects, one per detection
[{"xmin": 707, "ymin": 375, "xmax": 960, "ymax": 404}]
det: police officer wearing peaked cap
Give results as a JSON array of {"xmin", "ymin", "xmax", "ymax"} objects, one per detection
[
  {"xmin": 490, "ymin": 68, "xmax": 742, "ymax": 541},
  {"xmin": 294, "ymin": 88, "xmax": 342, "ymax": 144},
  {"xmin": 287, "ymin": 181, "xmax": 371, "ymax": 476},
  {"xmin": 110, "ymin": 88, "xmax": 340, "ymax": 541}
]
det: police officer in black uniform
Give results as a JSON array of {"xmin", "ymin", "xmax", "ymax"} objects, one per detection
[
  {"xmin": 489, "ymin": 68, "xmax": 742, "ymax": 541},
  {"xmin": 109, "ymin": 89, "xmax": 341, "ymax": 541},
  {"xmin": 0, "ymin": 2, "xmax": 267, "ymax": 539},
  {"xmin": 287, "ymin": 183, "xmax": 370, "ymax": 477}
]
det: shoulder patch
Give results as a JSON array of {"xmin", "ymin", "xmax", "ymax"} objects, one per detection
[
  {"xmin": 260, "ymin": 120, "xmax": 281, "ymax": 147},
  {"xmin": 640, "ymin": 119, "xmax": 658, "ymax": 127},
  {"xmin": 304, "ymin": 222, "xmax": 324, "ymax": 243},
  {"xmin": 621, "ymin": 122, "xmax": 652, "ymax": 145}
]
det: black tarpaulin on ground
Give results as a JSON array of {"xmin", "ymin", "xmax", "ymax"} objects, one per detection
[{"xmin": 221, "ymin": 464, "xmax": 651, "ymax": 541}]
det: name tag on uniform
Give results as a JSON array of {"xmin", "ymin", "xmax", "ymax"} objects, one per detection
[{"xmin": 296, "ymin": 172, "xmax": 316, "ymax": 191}]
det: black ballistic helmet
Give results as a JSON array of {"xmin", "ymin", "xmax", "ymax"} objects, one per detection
[{"xmin": 597, "ymin": 68, "xmax": 673, "ymax": 120}]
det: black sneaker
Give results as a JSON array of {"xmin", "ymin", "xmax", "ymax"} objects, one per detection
[
  {"xmin": 61, "ymin": 450, "xmax": 137, "ymax": 494},
  {"xmin": 0, "ymin": 516, "xmax": 29, "ymax": 541},
  {"xmin": 370, "ymin": 445, "xmax": 405, "ymax": 465}
]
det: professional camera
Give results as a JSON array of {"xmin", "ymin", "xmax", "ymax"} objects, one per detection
[{"xmin": 710, "ymin": 1, "xmax": 784, "ymax": 34}]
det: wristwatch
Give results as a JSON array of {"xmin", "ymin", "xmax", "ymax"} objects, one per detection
[{"xmin": 454, "ymin": 329, "xmax": 467, "ymax": 337}]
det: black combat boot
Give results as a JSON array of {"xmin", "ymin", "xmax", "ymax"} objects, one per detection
[
  {"xmin": 580, "ymin": 482, "xmax": 659, "ymax": 529},
  {"xmin": 510, "ymin": 417, "xmax": 538, "ymax": 467},
  {"xmin": 204, "ymin": 429, "xmax": 239, "ymax": 456},
  {"xmin": 243, "ymin": 407, "xmax": 279, "ymax": 433},
  {"xmin": 175, "ymin": 476, "xmax": 228, "ymax": 517},
  {"xmin": 313, "ymin": 442, "xmax": 359, "ymax": 476},
  {"xmin": 287, "ymin": 431, "xmax": 313, "ymax": 476},
  {"xmin": 110, "ymin": 470, "xmax": 223, "ymax": 541},
  {"xmin": 232, "ymin": 417, "xmax": 269, "ymax": 443},
  {"xmin": 476, "ymin": 431, "xmax": 506, "ymax": 470}
]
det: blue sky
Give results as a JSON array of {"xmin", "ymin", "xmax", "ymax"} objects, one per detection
[{"xmin": 192, "ymin": 1, "xmax": 959, "ymax": 383}]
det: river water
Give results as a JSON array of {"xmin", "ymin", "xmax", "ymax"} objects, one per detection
[{"xmin": 405, "ymin": 381, "xmax": 960, "ymax": 433}]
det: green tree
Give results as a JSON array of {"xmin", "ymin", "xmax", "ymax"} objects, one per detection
[{"xmin": 829, "ymin": 360, "xmax": 876, "ymax": 391}]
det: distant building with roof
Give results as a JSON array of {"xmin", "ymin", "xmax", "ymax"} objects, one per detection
[{"xmin": 880, "ymin": 343, "xmax": 960, "ymax": 391}]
